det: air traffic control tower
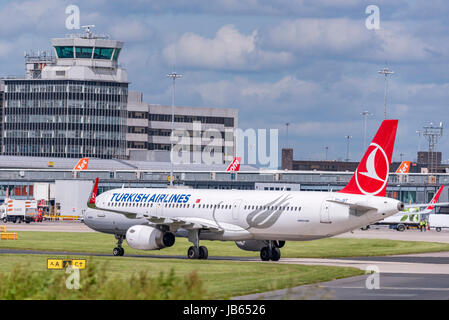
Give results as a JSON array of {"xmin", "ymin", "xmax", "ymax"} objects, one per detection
[{"xmin": 0, "ymin": 27, "xmax": 129, "ymax": 159}]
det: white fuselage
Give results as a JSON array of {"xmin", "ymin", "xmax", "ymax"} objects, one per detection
[{"xmin": 83, "ymin": 188, "xmax": 402, "ymax": 242}]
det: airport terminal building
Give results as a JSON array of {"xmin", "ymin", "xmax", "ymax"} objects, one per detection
[{"xmin": 0, "ymin": 31, "xmax": 238, "ymax": 163}]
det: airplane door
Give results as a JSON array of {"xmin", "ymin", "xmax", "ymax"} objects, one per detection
[
  {"xmin": 320, "ymin": 201, "xmax": 331, "ymax": 224},
  {"xmin": 150, "ymin": 203, "xmax": 164, "ymax": 217},
  {"xmin": 232, "ymin": 199, "xmax": 243, "ymax": 221},
  {"xmin": 156, "ymin": 202, "xmax": 164, "ymax": 217}
]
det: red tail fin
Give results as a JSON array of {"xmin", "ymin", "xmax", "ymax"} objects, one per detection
[
  {"xmin": 427, "ymin": 185, "xmax": 444, "ymax": 210},
  {"xmin": 89, "ymin": 178, "xmax": 99, "ymax": 205},
  {"xmin": 395, "ymin": 161, "xmax": 411, "ymax": 174},
  {"xmin": 74, "ymin": 157, "xmax": 89, "ymax": 171},
  {"xmin": 226, "ymin": 157, "xmax": 241, "ymax": 172},
  {"xmin": 339, "ymin": 120, "xmax": 398, "ymax": 197}
]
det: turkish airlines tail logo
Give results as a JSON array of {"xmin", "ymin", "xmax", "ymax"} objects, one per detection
[
  {"xmin": 396, "ymin": 161, "xmax": 411, "ymax": 174},
  {"xmin": 74, "ymin": 158, "xmax": 89, "ymax": 171},
  {"xmin": 427, "ymin": 185, "xmax": 444, "ymax": 210},
  {"xmin": 89, "ymin": 178, "xmax": 99, "ymax": 205},
  {"xmin": 339, "ymin": 120, "xmax": 398, "ymax": 197},
  {"xmin": 226, "ymin": 157, "xmax": 241, "ymax": 172}
]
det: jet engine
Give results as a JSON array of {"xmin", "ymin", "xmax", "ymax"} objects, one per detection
[
  {"xmin": 235, "ymin": 240, "xmax": 267, "ymax": 252},
  {"xmin": 126, "ymin": 225, "xmax": 175, "ymax": 250},
  {"xmin": 235, "ymin": 240, "xmax": 286, "ymax": 251}
]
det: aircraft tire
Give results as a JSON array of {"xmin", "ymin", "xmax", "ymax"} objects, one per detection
[
  {"xmin": 270, "ymin": 247, "xmax": 281, "ymax": 261},
  {"xmin": 260, "ymin": 247, "xmax": 271, "ymax": 261},
  {"xmin": 199, "ymin": 246, "xmax": 208, "ymax": 260},
  {"xmin": 188, "ymin": 246, "xmax": 200, "ymax": 259},
  {"xmin": 436, "ymin": 227, "xmax": 442, "ymax": 232},
  {"xmin": 113, "ymin": 247, "xmax": 123, "ymax": 256}
]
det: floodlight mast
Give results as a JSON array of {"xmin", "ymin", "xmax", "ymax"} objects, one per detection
[
  {"xmin": 378, "ymin": 67, "xmax": 394, "ymax": 119},
  {"xmin": 360, "ymin": 110, "xmax": 373, "ymax": 151},
  {"xmin": 166, "ymin": 72, "xmax": 182, "ymax": 186},
  {"xmin": 345, "ymin": 135, "xmax": 352, "ymax": 162}
]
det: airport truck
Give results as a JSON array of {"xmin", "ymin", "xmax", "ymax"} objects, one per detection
[
  {"xmin": 1, "ymin": 199, "xmax": 39, "ymax": 223},
  {"xmin": 429, "ymin": 214, "xmax": 449, "ymax": 232}
]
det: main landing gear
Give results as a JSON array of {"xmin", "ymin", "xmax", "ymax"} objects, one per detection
[
  {"xmin": 187, "ymin": 229, "xmax": 208, "ymax": 260},
  {"xmin": 113, "ymin": 234, "xmax": 125, "ymax": 256},
  {"xmin": 260, "ymin": 241, "xmax": 284, "ymax": 261}
]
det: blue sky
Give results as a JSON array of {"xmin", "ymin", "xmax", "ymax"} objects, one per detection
[{"xmin": 1, "ymin": 0, "xmax": 449, "ymax": 165}]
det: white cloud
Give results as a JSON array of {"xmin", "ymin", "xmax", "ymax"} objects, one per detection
[
  {"xmin": 260, "ymin": 18, "xmax": 437, "ymax": 62},
  {"xmin": 163, "ymin": 25, "xmax": 293, "ymax": 71}
]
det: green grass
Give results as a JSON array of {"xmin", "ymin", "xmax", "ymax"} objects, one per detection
[
  {"xmin": 1, "ymin": 231, "xmax": 449, "ymax": 259},
  {"xmin": 0, "ymin": 254, "xmax": 362, "ymax": 299},
  {"xmin": 2, "ymin": 231, "xmax": 449, "ymax": 299}
]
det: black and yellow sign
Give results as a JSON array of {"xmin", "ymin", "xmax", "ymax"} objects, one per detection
[{"xmin": 47, "ymin": 259, "xmax": 86, "ymax": 270}]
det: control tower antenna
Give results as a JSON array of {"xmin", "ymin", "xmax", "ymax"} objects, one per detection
[
  {"xmin": 422, "ymin": 122, "xmax": 443, "ymax": 173},
  {"xmin": 81, "ymin": 25, "xmax": 96, "ymax": 39}
]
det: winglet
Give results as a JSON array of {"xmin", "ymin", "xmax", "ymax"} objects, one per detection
[
  {"xmin": 226, "ymin": 157, "xmax": 241, "ymax": 172},
  {"xmin": 88, "ymin": 178, "xmax": 99, "ymax": 207},
  {"xmin": 339, "ymin": 120, "xmax": 398, "ymax": 197},
  {"xmin": 427, "ymin": 185, "xmax": 444, "ymax": 210}
]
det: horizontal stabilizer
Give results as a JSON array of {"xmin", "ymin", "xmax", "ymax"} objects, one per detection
[{"xmin": 326, "ymin": 199, "xmax": 377, "ymax": 212}]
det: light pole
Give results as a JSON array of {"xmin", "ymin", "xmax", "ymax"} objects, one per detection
[
  {"xmin": 360, "ymin": 110, "xmax": 373, "ymax": 151},
  {"xmin": 345, "ymin": 135, "xmax": 352, "ymax": 162},
  {"xmin": 166, "ymin": 71, "xmax": 182, "ymax": 186},
  {"xmin": 416, "ymin": 130, "xmax": 422, "ymax": 152},
  {"xmin": 325, "ymin": 146, "xmax": 329, "ymax": 161},
  {"xmin": 378, "ymin": 67, "xmax": 394, "ymax": 119}
]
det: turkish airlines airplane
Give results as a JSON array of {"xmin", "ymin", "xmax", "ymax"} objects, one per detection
[{"xmin": 83, "ymin": 120, "xmax": 404, "ymax": 261}]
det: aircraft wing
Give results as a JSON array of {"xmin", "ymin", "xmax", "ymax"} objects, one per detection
[{"xmin": 145, "ymin": 215, "xmax": 223, "ymax": 232}]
